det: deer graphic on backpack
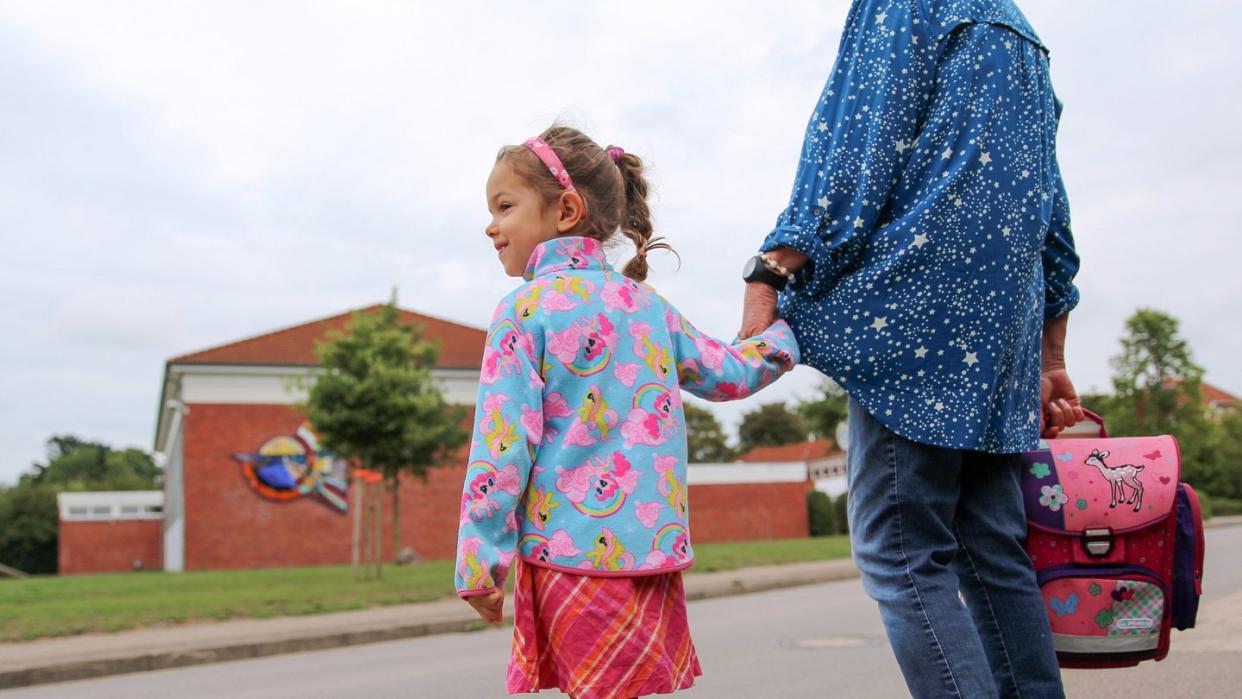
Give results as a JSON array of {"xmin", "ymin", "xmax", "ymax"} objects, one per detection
[{"xmin": 1084, "ymin": 448, "xmax": 1145, "ymax": 512}]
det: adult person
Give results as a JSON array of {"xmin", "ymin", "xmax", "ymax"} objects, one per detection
[{"xmin": 739, "ymin": 1, "xmax": 1084, "ymax": 696}]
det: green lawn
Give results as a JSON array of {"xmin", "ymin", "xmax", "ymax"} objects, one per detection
[{"xmin": 0, "ymin": 535, "xmax": 849, "ymax": 642}]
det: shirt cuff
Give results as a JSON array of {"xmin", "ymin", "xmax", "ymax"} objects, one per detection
[
  {"xmin": 458, "ymin": 587, "xmax": 499, "ymax": 599},
  {"xmin": 1044, "ymin": 284, "xmax": 1080, "ymax": 320},
  {"xmin": 759, "ymin": 223, "xmax": 833, "ymax": 298}
]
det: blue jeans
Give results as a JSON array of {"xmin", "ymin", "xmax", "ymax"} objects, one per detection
[{"xmin": 846, "ymin": 398, "xmax": 1064, "ymax": 698}]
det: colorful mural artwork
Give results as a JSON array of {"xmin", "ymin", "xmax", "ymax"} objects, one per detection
[{"xmin": 232, "ymin": 423, "xmax": 349, "ymax": 513}]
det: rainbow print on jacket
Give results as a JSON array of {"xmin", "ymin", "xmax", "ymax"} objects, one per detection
[{"xmin": 454, "ymin": 236, "xmax": 800, "ymax": 597}]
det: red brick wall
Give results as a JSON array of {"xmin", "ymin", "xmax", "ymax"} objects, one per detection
[
  {"xmin": 688, "ymin": 481, "xmax": 810, "ymax": 543},
  {"xmin": 181, "ymin": 403, "xmax": 471, "ymax": 570},
  {"xmin": 59, "ymin": 520, "xmax": 163, "ymax": 575},
  {"xmin": 175, "ymin": 403, "xmax": 809, "ymax": 570}
]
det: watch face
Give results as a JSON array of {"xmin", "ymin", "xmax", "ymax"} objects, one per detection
[{"xmin": 742, "ymin": 256, "xmax": 760, "ymax": 279}]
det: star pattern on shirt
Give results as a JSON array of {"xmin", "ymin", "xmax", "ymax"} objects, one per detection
[{"xmin": 758, "ymin": 1, "xmax": 1081, "ymax": 453}]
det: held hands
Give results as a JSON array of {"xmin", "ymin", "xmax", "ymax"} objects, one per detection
[
  {"xmin": 463, "ymin": 588, "xmax": 505, "ymax": 624},
  {"xmin": 1040, "ymin": 365, "xmax": 1085, "ymax": 438},
  {"xmin": 739, "ymin": 247, "xmax": 808, "ymax": 338},
  {"xmin": 739, "ymin": 282, "xmax": 779, "ymax": 339}
]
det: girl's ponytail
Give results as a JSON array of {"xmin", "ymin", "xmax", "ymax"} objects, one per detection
[
  {"xmin": 498, "ymin": 126, "xmax": 675, "ymax": 281},
  {"xmin": 613, "ymin": 149, "xmax": 676, "ymax": 282}
]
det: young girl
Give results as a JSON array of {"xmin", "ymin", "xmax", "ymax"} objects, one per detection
[{"xmin": 455, "ymin": 125, "xmax": 800, "ymax": 698}]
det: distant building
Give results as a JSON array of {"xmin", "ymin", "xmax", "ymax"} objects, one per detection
[
  {"xmin": 735, "ymin": 439, "xmax": 847, "ymax": 497},
  {"xmin": 1202, "ymin": 382, "xmax": 1240, "ymax": 414},
  {"xmin": 58, "ymin": 305, "xmax": 810, "ymax": 575}
]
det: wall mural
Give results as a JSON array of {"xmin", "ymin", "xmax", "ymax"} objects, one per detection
[{"xmin": 232, "ymin": 423, "xmax": 349, "ymax": 513}]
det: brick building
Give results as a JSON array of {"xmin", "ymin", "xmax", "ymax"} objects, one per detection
[
  {"xmin": 735, "ymin": 439, "xmax": 847, "ymax": 497},
  {"xmin": 58, "ymin": 305, "xmax": 809, "ymax": 574}
]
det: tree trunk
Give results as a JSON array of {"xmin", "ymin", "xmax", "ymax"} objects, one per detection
[
  {"xmin": 389, "ymin": 472, "xmax": 400, "ymax": 564},
  {"xmin": 351, "ymin": 469, "xmax": 362, "ymax": 581},
  {"xmin": 372, "ymin": 488, "xmax": 382, "ymax": 580}
]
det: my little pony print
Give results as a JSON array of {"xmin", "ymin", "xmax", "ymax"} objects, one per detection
[{"xmin": 555, "ymin": 451, "xmax": 641, "ymax": 517}]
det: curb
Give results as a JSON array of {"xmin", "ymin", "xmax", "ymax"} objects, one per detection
[
  {"xmin": 1205, "ymin": 514, "xmax": 1242, "ymax": 529},
  {"xmin": 0, "ymin": 617, "xmax": 491, "ymax": 691},
  {"xmin": 0, "ymin": 559, "xmax": 860, "ymax": 691}
]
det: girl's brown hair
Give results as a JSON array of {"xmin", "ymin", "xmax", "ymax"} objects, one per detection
[{"xmin": 496, "ymin": 125, "xmax": 675, "ymax": 281}]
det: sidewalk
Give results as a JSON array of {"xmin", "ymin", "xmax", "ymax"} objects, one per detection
[
  {"xmin": 0, "ymin": 558, "xmax": 860, "ymax": 690},
  {"xmin": 7, "ymin": 516, "xmax": 1240, "ymax": 691}
]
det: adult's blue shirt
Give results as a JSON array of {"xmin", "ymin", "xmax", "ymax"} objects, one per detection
[{"xmin": 762, "ymin": 0, "xmax": 1081, "ymax": 453}]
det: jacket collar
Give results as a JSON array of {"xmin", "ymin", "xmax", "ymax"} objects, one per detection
[{"xmin": 524, "ymin": 236, "xmax": 610, "ymax": 281}]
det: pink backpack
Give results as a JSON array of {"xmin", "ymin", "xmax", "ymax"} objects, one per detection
[{"xmin": 1020, "ymin": 414, "xmax": 1205, "ymax": 668}]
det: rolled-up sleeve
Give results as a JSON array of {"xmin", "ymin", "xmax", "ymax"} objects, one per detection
[
  {"xmin": 760, "ymin": 1, "xmax": 937, "ymax": 298},
  {"xmin": 1042, "ymin": 138, "xmax": 1081, "ymax": 319}
]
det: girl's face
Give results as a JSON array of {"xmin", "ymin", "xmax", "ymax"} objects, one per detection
[{"xmin": 485, "ymin": 161, "xmax": 561, "ymax": 277}]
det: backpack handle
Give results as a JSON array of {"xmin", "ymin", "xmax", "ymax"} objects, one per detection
[{"xmin": 1044, "ymin": 408, "xmax": 1108, "ymax": 439}]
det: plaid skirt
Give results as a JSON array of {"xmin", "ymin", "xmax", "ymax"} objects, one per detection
[{"xmin": 506, "ymin": 560, "xmax": 702, "ymax": 698}]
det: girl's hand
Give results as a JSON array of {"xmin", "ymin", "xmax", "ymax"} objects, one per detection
[{"xmin": 464, "ymin": 589, "xmax": 505, "ymax": 624}]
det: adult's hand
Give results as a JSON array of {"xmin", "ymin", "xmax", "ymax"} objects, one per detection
[
  {"xmin": 1041, "ymin": 367, "xmax": 1085, "ymax": 438},
  {"xmin": 740, "ymin": 282, "xmax": 778, "ymax": 339},
  {"xmin": 1040, "ymin": 313, "xmax": 1084, "ymax": 437}
]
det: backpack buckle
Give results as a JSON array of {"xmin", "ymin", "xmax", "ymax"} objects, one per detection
[{"xmin": 1082, "ymin": 528, "xmax": 1114, "ymax": 557}]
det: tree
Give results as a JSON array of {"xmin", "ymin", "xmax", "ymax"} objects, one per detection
[
  {"xmin": 737, "ymin": 402, "xmax": 809, "ymax": 455},
  {"xmin": 1109, "ymin": 309, "xmax": 1206, "ymax": 436},
  {"xmin": 1106, "ymin": 309, "xmax": 1221, "ymax": 494},
  {"xmin": 0, "ymin": 436, "xmax": 161, "ymax": 575},
  {"xmin": 798, "ymin": 380, "xmax": 848, "ymax": 442},
  {"xmin": 1197, "ymin": 409, "xmax": 1242, "ymax": 501},
  {"xmin": 0, "ymin": 483, "xmax": 58, "ymax": 575},
  {"xmin": 806, "ymin": 490, "xmax": 836, "ymax": 536},
  {"xmin": 26, "ymin": 437, "xmax": 161, "ymax": 490},
  {"xmin": 304, "ymin": 301, "xmax": 468, "ymax": 568},
  {"xmin": 683, "ymin": 403, "xmax": 734, "ymax": 463}
]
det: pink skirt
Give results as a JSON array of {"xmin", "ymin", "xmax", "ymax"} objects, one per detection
[{"xmin": 506, "ymin": 560, "xmax": 703, "ymax": 698}]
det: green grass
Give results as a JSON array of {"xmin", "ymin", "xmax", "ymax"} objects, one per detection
[
  {"xmin": 692, "ymin": 535, "xmax": 850, "ymax": 572},
  {"xmin": 0, "ymin": 536, "xmax": 849, "ymax": 642}
]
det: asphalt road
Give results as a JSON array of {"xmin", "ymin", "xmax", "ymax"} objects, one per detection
[{"xmin": 7, "ymin": 525, "xmax": 1241, "ymax": 698}]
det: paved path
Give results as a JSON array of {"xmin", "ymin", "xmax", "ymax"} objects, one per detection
[
  {"xmin": 0, "ymin": 560, "xmax": 859, "ymax": 689},
  {"xmin": 5, "ymin": 524, "xmax": 1240, "ymax": 698}
]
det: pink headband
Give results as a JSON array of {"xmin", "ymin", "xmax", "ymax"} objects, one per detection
[{"xmin": 523, "ymin": 137, "xmax": 575, "ymax": 191}]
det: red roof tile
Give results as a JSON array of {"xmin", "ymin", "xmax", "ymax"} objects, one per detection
[
  {"xmin": 735, "ymin": 438, "xmax": 839, "ymax": 463},
  {"xmin": 170, "ymin": 305, "xmax": 486, "ymax": 369},
  {"xmin": 1159, "ymin": 379, "xmax": 1240, "ymax": 409},
  {"xmin": 1203, "ymin": 382, "xmax": 1240, "ymax": 407}
]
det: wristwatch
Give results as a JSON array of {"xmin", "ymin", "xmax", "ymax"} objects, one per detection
[{"xmin": 742, "ymin": 255, "xmax": 788, "ymax": 291}]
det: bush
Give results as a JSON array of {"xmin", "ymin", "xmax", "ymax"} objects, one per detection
[
  {"xmin": 807, "ymin": 490, "xmax": 836, "ymax": 536},
  {"xmin": 1208, "ymin": 495, "xmax": 1242, "ymax": 517},
  {"xmin": 833, "ymin": 492, "xmax": 850, "ymax": 535}
]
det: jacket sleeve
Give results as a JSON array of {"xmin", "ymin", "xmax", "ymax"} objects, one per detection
[
  {"xmin": 1042, "ymin": 102, "xmax": 1082, "ymax": 320},
  {"xmin": 454, "ymin": 298, "xmax": 543, "ymax": 598},
  {"xmin": 760, "ymin": 1, "xmax": 937, "ymax": 297},
  {"xmin": 666, "ymin": 306, "xmax": 801, "ymax": 402}
]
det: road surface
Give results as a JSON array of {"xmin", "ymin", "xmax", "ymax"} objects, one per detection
[{"xmin": 6, "ymin": 525, "xmax": 1241, "ymax": 698}]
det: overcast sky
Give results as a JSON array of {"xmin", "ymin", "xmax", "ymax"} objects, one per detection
[{"xmin": 1, "ymin": 1, "xmax": 1239, "ymax": 485}]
